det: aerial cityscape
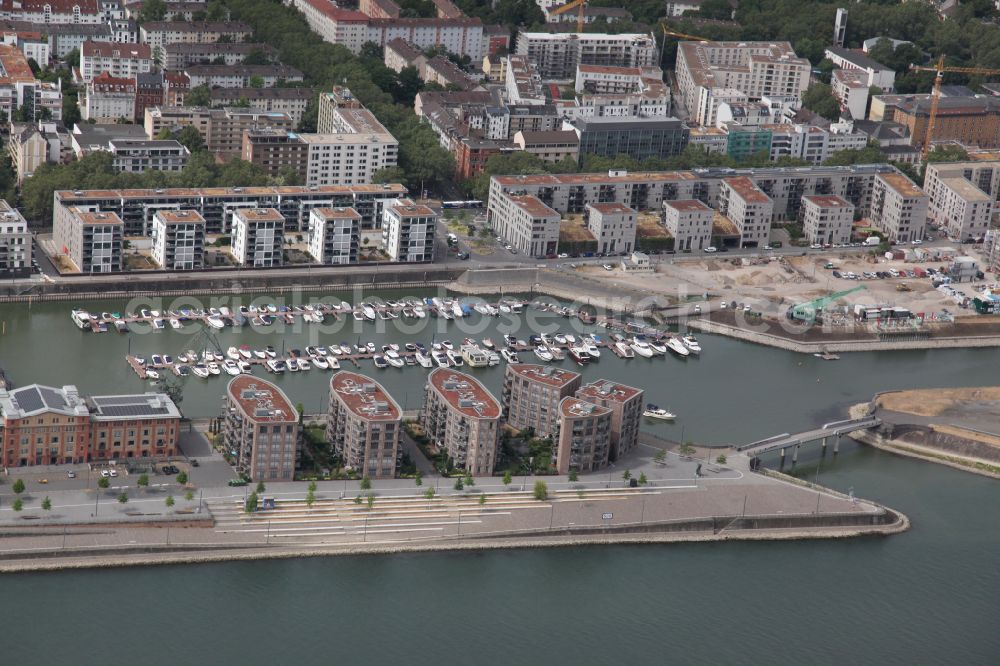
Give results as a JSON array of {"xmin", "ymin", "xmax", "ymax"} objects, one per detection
[{"xmin": 0, "ymin": 0, "xmax": 998, "ymax": 662}]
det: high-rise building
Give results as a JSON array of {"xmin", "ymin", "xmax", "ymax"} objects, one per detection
[
  {"xmin": 575, "ymin": 380, "xmax": 643, "ymax": 461},
  {"xmin": 151, "ymin": 209, "xmax": 205, "ymax": 270},
  {"xmin": 223, "ymin": 375, "xmax": 299, "ymax": 481},
  {"xmin": 501, "ymin": 364, "xmax": 582, "ymax": 437},
  {"xmin": 869, "ymin": 172, "xmax": 928, "ymax": 243},
  {"xmin": 800, "ymin": 195, "xmax": 855, "ymax": 246},
  {"xmin": 54, "ymin": 208, "xmax": 123, "ymax": 274},
  {"xmin": 327, "ymin": 372, "xmax": 402, "ymax": 479},
  {"xmin": 231, "ymin": 208, "xmax": 285, "ymax": 267},
  {"xmin": 382, "ymin": 198, "xmax": 437, "ymax": 263},
  {"xmin": 421, "ymin": 368, "xmax": 501, "ymax": 475},
  {"xmin": 555, "ymin": 397, "xmax": 612, "ymax": 474},
  {"xmin": 307, "ymin": 207, "xmax": 361, "ymax": 265}
]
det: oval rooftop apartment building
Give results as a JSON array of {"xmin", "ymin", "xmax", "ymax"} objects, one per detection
[
  {"xmin": 224, "ymin": 375, "xmax": 299, "ymax": 482},
  {"xmin": 421, "ymin": 368, "xmax": 501, "ymax": 476},
  {"xmin": 328, "ymin": 371, "xmax": 402, "ymax": 479}
]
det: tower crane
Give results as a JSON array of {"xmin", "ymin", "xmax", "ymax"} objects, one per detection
[
  {"xmin": 909, "ymin": 56, "xmax": 1000, "ymax": 162},
  {"xmin": 548, "ymin": 0, "xmax": 587, "ymax": 33}
]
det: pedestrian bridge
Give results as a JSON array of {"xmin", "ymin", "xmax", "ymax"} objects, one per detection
[{"xmin": 738, "ymin": 417, "xmax": 882, "ymax": 458}]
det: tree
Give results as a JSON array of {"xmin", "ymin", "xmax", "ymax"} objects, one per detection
[
  {"xmin": 256, "ymin": 481, "xmax": 266, "ymax": 494},
  {"xmin": 716, "ymin": 454, "xmax": 728, "ymax": 465},
  {"xmin": 98, "ymin": 476, "xmax": 110, "ymax": 489},
  {"xmin": 464, "ymin": 475, "xmax": 474, "ymax": 487},
  {"xmin": 802, "ymin": 83, "xmax": 841, "ymax": 121},
  {"xmin": 568, "ymin": 470, "xmax": 579, "ymax": 482},
  {"xmin": 176, "ymin": 125, "xmax": 205, "ymax": 153},
  {"xmin": 638, "ymin": 472, "xmax": 648, "ymax": 485},
  {"xmin": 12, "ymin": 478, "xmax": 24, "ymax": 494},
  {"xmin": 927, "ymin": 145, "xmax": 970, "ymax": 164},
  {"xmin": 184, "ymin": 490, "xmax": 194, "ymax": 501},
  {"xmin": 245, "ymin": 491, "xmax": 258, "ymax": 513},
  {"xmin": 453, "ymin": 477, "xmax": 464, "ymax": 491},
  {"xmin": 414, "ymin": 471, "xmax": 423, "ymax": 486},
  {"xmin": 533, "ymin": 480, "xmax": 548, "ymax": 501},
  {"xmin": 184, "ymin": 84, "xmax": 212, "ymax": 107},
  {"xmin": 423, "ymin": 486, "xmax": 436, "ymax": 499},
  {"xmin": 176, "ymin": 470, "xmax": 188, "ymax": 486},
  {"xmin": 42, "ymin": 496, "xmax": 52, "ymax": 511},
  {"xmin": 679, "ymin": 441, "xmax": 696, "ymax": 456},
  {"xmin": 137, "ymin": 474, "xmax": 149, "ymax": 491},
  {"xmin": 366, "ymin": 493, "xmax": 375, "ymax": 509},
  {"xmin": 360, "ymin": 476, "xmax": 372, "ymax": 490},
  {"xmin": 653, "ymin": 449, "xmax": 666, "ymax": 464},
  {"xmin": 64, "ymin": 48, "xmax": 80, "ymax": 69},
  {"xmin": 12, "ymin": 498, "xmax": 22, "ymax": 512},
  {"xmin": 305, "ymin": 489, "xmax": 316, "ymax": 508},
  {"xmin": 308, "ymin": 480, "xmax": 317, "ymax": 492},
  {"xmin": 249, "ymin": 75, "xmax": 265, "ymax": 89},
  {"xmin": 353, "ymin": 494, "xmax": 363, "ymax": 505},
  {"xmin": 502, "ymin": 470, "xmax": 513, "ymax": 487},
  {"xmin": 117, "ymin": 491, "xmax": 129, "ymax": 504},
  {"xmin": 622, "ymin": 469, "xmax": 631, "ymax": 481},
  {"xmin": 138, "ymin": 0, "xmax": 167, "ymax": 22},
  {"xmin": 165, "ymin": 495, "xmax": 175, "ymax": 508}
]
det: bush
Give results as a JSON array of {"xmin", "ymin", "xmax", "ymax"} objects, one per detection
[{"xmin": 533, "ymin": 480, "xmax": 548, "ymax": 501}]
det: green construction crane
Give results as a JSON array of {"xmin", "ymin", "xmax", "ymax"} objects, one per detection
[{"xmin": 787, "ymin": 285, "xmax": 866, "ymax": 323}]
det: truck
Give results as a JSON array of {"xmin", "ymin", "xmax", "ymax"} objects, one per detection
[{"xmin": 864, "ymin": 236, "xmax": 881, "ymax": 246}]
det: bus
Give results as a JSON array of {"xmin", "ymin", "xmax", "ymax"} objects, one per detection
[{"xmin": 442, "ymin": 200, "xmax": 484, "ymax": 209}]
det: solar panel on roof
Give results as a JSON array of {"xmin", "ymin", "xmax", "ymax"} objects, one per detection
[
  {"xmin": 13, "ymin": 387, "xmax": 43, "ymax": 413},
  {"xmin": 99, "ymin": 404, "xmax": 168, "ymax": 417}
]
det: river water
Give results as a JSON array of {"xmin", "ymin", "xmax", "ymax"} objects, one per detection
[{"xmin": 1, "ymin": 292, "xmax": 998, "ymax": 663}]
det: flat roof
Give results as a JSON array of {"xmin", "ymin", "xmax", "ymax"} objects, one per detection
[
  {"xmin": 56, "ymin": 184, "xmax": 408, "ymax": 201},
  {"xmin": 88, "ymin": 393, "xmax": 181, "ymax": 420},
  {"xmin": 664, "ymin": 199, "xmax": 712, "ymax": 213},
  {"xmin": 559, "ymin": 396, "xmax": 611, "ymax": 419},
  {"xmin": 723, "ymin": 176, "xmax": 771, "ymax": 204},
  {"xmin": 802, "ymin": 194, "xmax": 852, "ymax": 208},
  {"xmin": 878, "ymin": 172, "xmax": 925, "ymax": 199},
  {"xmin": 576, "ymin": 379, "xmax": 643, "ymax": 404},
  {"xmin": 940, "ymin": 177, "xmax": 991, "ymax": 202},
  {"xmin": 312, "ymin": 206, "xmax": 361, "ymax": 219},
  {"xmin": 389, "ymin": 198, "xmax": 436, "ymax": 217},
  {"xmin": 226, "ymin": 375, "xmax": 296, "ymax": 423},
  {"xmin": 587, "ymin": 202, "xmax": 635, "ymax": 215},
  {"xmin": 427, "ymin": 368, "xmax": 500, "ymax": 419},
  {"xmin": 825, "ymin": 46, "xmax": 892, "ymax": 73},
  {"xmin": 576, "ymin": 64, "xmax": 642, "ymax": 76},
  {"xmin": 73, "ymin": 210, "xmax": 123, "ymax": 226},
  {"xmin": 508, "ymin": 194, "xmax": 560, "ymax": 218},
  {"xmin": 506, "ymin": 363, "xmax": 581, "ymax": 389},
  {"xmin": 330, "ymin": 372, "xmax": 401, "ymax": 421},
  {"xmin": 0, "ymin": 384, "xmax": 88, "ymax": 419},
  {"xmin": 155, "ymin": 209, "xmax": 205, "ymax": 224},
  {"xmin": 234, "ymin": 207, "xmax": 283, "ymax": 221}
]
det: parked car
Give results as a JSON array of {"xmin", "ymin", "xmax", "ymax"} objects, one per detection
[
  {"xmin": 602, "ymin": 264, "xmax": 613, "ymax": 271},
  {"xmin": 704, "ymin": 246, "xmax": 718, "ymax": 253},
  {"xmin": 66, "ymin": 470, "xmax": 76, "ymax": 479},
  {"xmin": 101, "ymin": 469, "xmax": 110, "ymax": 478}
]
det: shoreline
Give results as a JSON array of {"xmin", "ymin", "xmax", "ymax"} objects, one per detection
[{"xmin": 0, "ymin": 510, "xmax": 910, "ymax": 574}]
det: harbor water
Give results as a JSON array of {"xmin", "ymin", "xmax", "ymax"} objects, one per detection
[{"xmin": 1, "ymin": 292, "xmax": 999, "ymax": 664}]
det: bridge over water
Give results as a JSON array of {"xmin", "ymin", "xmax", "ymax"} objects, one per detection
[{"xmin": 739, "ymin": 417, "xmax": 882, "ymax": 464}]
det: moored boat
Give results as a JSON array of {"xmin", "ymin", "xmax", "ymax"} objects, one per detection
[{"xmin": 643, "ymin": 404, "xmax": 676, "ymax": 420}]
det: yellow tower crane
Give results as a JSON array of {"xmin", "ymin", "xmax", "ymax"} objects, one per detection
[
  {"xmin": 549, "ymin": 0, "xmax": 587, "ymax": 33},
  {"xmin": 909, "ymin": 56, "xmax": 1000, "ymax": 162}
]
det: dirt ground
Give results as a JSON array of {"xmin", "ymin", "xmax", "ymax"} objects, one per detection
[{"xmin": 878, "ymin": 387, "xmax": 1000, "ymax": 417}]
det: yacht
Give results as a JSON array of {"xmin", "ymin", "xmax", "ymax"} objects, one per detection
[
  {"xmin": 481, "ymin": 338, "xmax": 495, "ymax": 350},
  {"xmin": 339, "ymin": 344, "xmax": 352, "ymax": 355},
  {"xmin": 649, "ymin": 339, "xmax": 668, "ymax": 355},
  {"xmin": 169, "ymin": 318, "xmax": 183, "ymax": 330},
  {"xmin": 173, "ymin": 365, "xmax": 191, "ymax": 378},
  {"xmin": 666, "ymin": 337, "xmax": 690, "ymax": 357},
  {"xmin": 461, "ymin": 345, "xmax": 490, "ymax": 368},
  {"xmin": 554, "ymin": 334, "xmax": 567, "ymax": 345},
  {"xmin": 206, "ymin": 316, "xmax": 225, "ymax": 329},
  {"xmin": 352, "ymin": 310, "xmax": 365, "ymax": 322},
  {"xmin": 223, "ymin": 360, "xmax": 241, "ymax": 376},
  {"xmin": 432, "ymin": 350, "xmax": 451, "ymax": 368},
  {"xmin": 152, "ymin": 318, "xmax": 166, "ymax": 330},
  {"xmin": 372, "ymin": 355, "xmax": 388, "ymax": 369},
  {"xmin": 114, "ymin": 320, "xmax": 129, "ymax": 333},
  {"xmin": 503, "ymin": 334, "xmax": 517, "ymax": 348},
  {"xmin": 568, "ymin": 346, "xmax": 591, "ymax": 365},
  {"xmin": 265, "ymin": 359, "xmax": 285, "ymax": 373},
  {"xmin": 362, "ymin": 304, "xmax": 377, "ymax": 321},
  {"xmin": 226, "ymin": 346, "xmax": 241, "ymax": 360},
  {"xmin": 366, "ymin": 342, "xmax": 377, "ymax": 353},
  {"xmin": 284, "ymin": 359, "xmax": 298, "ymax": 372},
  {"xmin": 312, "ymin": 356, "xmax": 330, "ymax": 370},
  {"xmin": 151, "ymin": 354, "xmax": 163, "ymax": 366},
  {"xmin": 385, "ymin": 351, "xmax": 405, "ymax": 368},
  {"xmin": 440, "ymin": 340, "xmax": 454, "ymax": 350},
  {"xmin": 447, "ymin": 349, "xmax": 464, "ymax": 366},
  {"xmin": 252, "ymin": 349, "xmax": 267, "ymax": 360},
  {"xmin": 451, "ymin": 302, "xmax": 464, "ymax": 318},
  {"xmin": 146, "ymin": 370, "xmax": 160, "ymax": 380},
  {"xmin": 413, "ymin": 306, "xmax": 427, "ymax": 319},
  {"xmin": 584, "ymin": 341, "xmax": 601, "ymax": 358},
  {"xmin": 533, "ymin": 346, "xmax": 554, "ymax": 362},
  {"xmin": 237, "ymin": 360, "xmax": 252, "ymax": 373},
  {"xmin": 501, "ymin": 349, "xmax": 520, "ymax": 364},
  {"xmin": 238, "ymin": 345, "xmax": 253, "ymax": 360},
  {"xmin": 192, "ymin": 364, "xmax": 210, "ymax": 378},
  {"xmin": 414, "ymin": 350, "xmax": 434, "ymax": 368},
  {"xmin": 326, "ymin": 356, "xmax": 341, "ymax": 370},
  {"xmin": 207, "ymin": 362, "xmax": 221, "ymax": 376},
  {"xmin": 643, "ymin": 404, "xmax": 676, "ymax": 420},
  {"xmin": 549, "ymin": 346, "xmax": 565, "ymax": 361},
  {"xmin": 630, "ymin": 337, "xmax": 654, "ymax": 358},
  {"xmin": 682, "ymin": 334, "xmax": 702, "ymax": 355},
  {"xmin": 615, "ymin": 341, "xmax": 635, "ymax": 358}
]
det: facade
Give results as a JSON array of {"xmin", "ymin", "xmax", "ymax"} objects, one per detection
[
  {"xmin": 139, "ymin": 21, "xmax": 252, "ymax": 59},
  {"xmin": 209, "ymin": 87, "xmax": 312, "ymax": 125},
  {"xmin": 504, "ymin": 54, "xmax": 544, "ymax": 105},
  {"xmin": 675, "ymin": 41, "xmax": 810, "ymax": 126},
  {"xmin": 872, "ymin": 94, "xmax": 1000, "ymax": 151},
  {"xmin": 420, "ymin": 368, "xmax": 501, "ymax": 475},
  {"xmin": 511, "ymin": 130, "xmax": 579, "ymax": 164},
  {"xmin": 151, "ymin": 209, "xmax": 205, "ymax": 270},
  {"xmin": 0, "ymin": 43, "xmax": 62, "ymax": 122},
  {"xmin": 0, "ymin": 384, "xmax": 181, "ymax": 468},
  {"xmin": 0, "ymin": 200, "xmax": 31, "ymax": 278},
  {"xmin": 0, "ymin": 0, "xmax": 103, "ymax": 24},
  {"xmin": 0, "ymin": 21, "xmax": 114, "ymax": 59},
  {"xmin": 515, "ymin": 32, "xmax": 658, "ymax": 80},
  {"xmin": 231, "ymin": 207, "xmax": 284, "ymax": 267},
  {"xmin": 79, "ymin": 40, "xmax": 151, "ymax": 82},
  {"xmin": 870, "ymin": 172, "xmax": 928, "ymax": 243},
  {"xmin": 490, "ymin": 193, "xmax": 560, "ymax": 258},
  {"xmin": 8, "ymin": 120, "xmax": 70, "ymax": 184},
  {"xmin": 501, "ymin": 364, "xmax": 582, "ymax": 437},
  {"xmin": 107, "ymin": 138, "xmax": 188, "ymax": 172},
  {"xmin": 144, "ymin": 106, "xmax": 295, "ymax": 159},
  {"xmin": 572, "ymin": 116, "xmax": 689, "ymax": 161},
  {"xmin": 183, "ymin": 64, "xmax": 304, "ymax": 89},
  {"xmin": 164, "ymin": 42, "xmax": 274, "ymax": 69},
  {"xmin": 586, "ymin": 202, "xmax": 636, "ymax": 254},
  {"xmin": 327, "ymin": 372, "xmax": 402, "ymax": 479},
  {"xmin": 223, "ymin": 375, "xmax": 299, "ymax": 481},
  {"xmin": 134, "ymin": 70, "xmax": 164, "ymax": 123},
  {"xmin": 54, "ymin": 208, "xmax": 123, "ymax": 273},
  {"xmin": 82, "ymin": 72, "xmax": 135, "ymax": 122},
  {"xmin": 924, "ymin": 161, "xmax": 999, "ymax": 241},
  {"xmin": 824, "ymin": 47, "xmax": 895, "ymax": 92},
  {"xmin": 241, "ymin": 128, "xmax": 308, "ymax": 182},
  {"xmin": 381, "ymin": 198, "xmax": 437, "ymax": 262},
  {"xmin": 575, "ymin": 380, "xmax": 643, "ymax": 461},
  {"xmin": 718, "ymin": 177, "xmax": 773, "ymax": 248},
  {"xmin": 800, "ymin": 194, "xmax": 854, "ymax": 246},
  {"xmin": 663, "ymin": 199, "xmax": 713, "ymax": 252},
  {"xmin": 307, "ymin": 206, "xmax": 360, "ymax": 265},
  {"xmin": 543, "ymin": 3, "xmax": 631, "ymax": 24},
  {"xmin": 555, "ymin": 397, "xmax": 612, "ymax": 475},
  {"xmin": 54, "ymin": 184, "xmax": 407, "ymax": 237},
  {"xmin": 831, "ymin": 68, "xmax": 869, "ymax": 120}
]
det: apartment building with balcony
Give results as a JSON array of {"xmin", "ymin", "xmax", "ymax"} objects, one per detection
[
  {"xmin": 151, "ymin": 209, "xmax": 205, "ymax": 270},
  {"xmin": 81, "ymin": 72, "xmax": 135, "ymax": 122},
  {"xmin": 501, "ymin": 364, "xmax": 582, "ymax": 437},
  {"xmin": 515, "ymin": 32, "xmax": 658, "ymax": 80},
  {"xmin": 718, "ymin": 176, "xmax": 773, "ymax": 248},
  {"xmin": 663, "ymin": 199, "xmax": 713, "ymax": 252},
  {"xmin": 0, "ymin": 384, "xmax": 181, "ymax": 468},
  {"xmin": 224, "ymin": 375, "xmax": 299, "ymax": 481},
  {"xmin": 924, "ymin": 161, "xmax": 997, "ymax": 241},
  {"xmin": 800, "ymin": 195, "xmax": 854, "ymax": 246},
  {"xmin": 869, "ymin": 171, "xmax": 928, "ymax": 243},
  {"xmin": 586, "ymin": 202, "xmax": 636, "ymax": 254},
  {"xmin": 53, "ymin": 208, "xmax": 123, "ymax": 273},
  {"xmin": 231, "ymin": 207, "xmax": 284, "ymax": 267},
  {"xmin": 107, "ymin": 138, "xmax": 189, "ymax": 172},
  {"xmin": 382, "ymin": 198, "xmax": 437, "ymax": 262},
  {"xmin": 307, "ymin": 206, "xmax": 360, "ymax": 265},
  {"xmin": 575, "ymin": 380, "xmax": 643, "ymax": 461},
  {"xmin": 327, "ymin": 372, "xmax": 402, "ymax": 479},
  {"xmin": 163, "ymin": 42, "xmax": 275, "ymax": 70},
  {"xmin": 209, "ymin": 87, "xmax": 312, "ymax": 125},
  {"xmin": 80, "ymin": 40, "xmax": 152, "ymax": 82},
  {"xmin": 488, "ymin": 193, "xmax": 560, "ymax": 258},
  {"xmin": 555, "ymin": 397, "xmax": 612, "ymax": 475},
  {"xmin": 0, "ymin": 200, "xmax": 30, "ymax": 278},
  {"xmin": 183, "ymin": 64, "xmax": 304, "ymax": 90},
  {"xmin": 139, "ymin": 21, "xmax": 252, "ymax": 60},
  {"xmin": 421, "ymin": 368, "xmax": 500, "ymax": 475}
]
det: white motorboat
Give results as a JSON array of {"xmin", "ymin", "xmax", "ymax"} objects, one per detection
[
  {"xmin": 298, "ymin": 358, "xmax": 311, "ymax": 371},
  {"xmin": 482, "ymin": 338, "xmax": 495, "ymax": 350},
  {"xmin": 146, "ymin": 370, "xmax": 160, "ymax": 380},
  {"xmin": 220, "ymin": 307, "xmax": 232, "ymax": 318},
  {"xmin": 362, "ymin": 304, "xmax": 377, "ymax": 321},
  {"xmin": 169, "ymin": 318, "xmax": 183, "ymax": 330},
  {"xmin": 414, "ymin": 351, "xmax": 434, "ymax": 368},
  {"xmin": 565, "ymin": 334, "xmax": 576, "ymax": 344},
  {"xmin": 222, "ymin": 360, "xmax": 241, "ymax": 376},
  {"xmin": 312, "ymin": 356, "xmax": 330, "ymax": 370},
  {"xmin": 252, "ymin": 349, "xmax": 267, "ymax": 360},
  {"xmin": 207, "ymin": 362, "xmax": 221, "ymax": 375},
  {"xmin": 447, "ymin": 349, "xmax": 464, "ymax": 366},
  {"xmin": 630, "ymin": 337, "xmax": 654, "ymax": 358},
  {"xmin": 152, "ymin": 318, "xmax": 166, "ymax": 330},
  {"xmin": 501, "ymin": 349, "xmax": 520, "ymax": 364},
  {"xmin": 533, "ymin": 346, "xmax": 554, "ymax": 362},
  {"xmin": 432, "ymin": 351, "xmax": 450, "ymax": 368},
  {"xmin": 326, "ymin": 356, "xmax": 341, "ymax": 370},
  {"xmin": 339, "ymin": 344, "xmax": 352, "ymax": 355},
  {"xmin": 352, "ymin": 310, "xmax": 365, "ymax": 321},
  {"xmin": 584, "ymin": 342, "xmax": 601, "ymax": 358},
  {"xmin": 615, "ymin": 342, "xmax": 635, "ymax": 358},
  {"xmin": 265, "ymin": 347, "xmax": 277, "ymax": 359},
  {"xmin": 192, "ymin": 364, "xmax": 210, "ymax": 378},
  {"xmin": 372, "ymin": 355, "xmax": 388, "ymax": 369},
  {"xmin": 226, "ymin": 346, "xmax": 241, "ymax": 360},
  {"xmin": 682, "ymin": 334, "xmax": 702, "ymax": 354},
  {"xmin": 499, "ymin": 303, "xmax": 511, "ymax": 314},
  {"xmin": 461, "ymin": 345, "xmax": 490, "ymax": 367},
  {"xmin": 266, "ymin": 359, "xmax": 285, "ymax": 373},
  {"xmin": 643, "ymin": 404, "xmax": 676, "ymax": 420},
  {"xmin": 451, "ymin": 302, "xmax": 464, "ymax": 318},
  {"xmin": 568, "ymin": 345, "xmax": 591, "ymax": 365},
  {"xmin": 239, "ymin": 345, "xmax": 253, "ymax": 360},
  {"xmin": 237, "ymin": 360, "xmax": 252, "ymax": 373},
  {"xmin": 474, "ymin": 303, "xmax": 490, "ymax": 316},
  {"xmin": 206, "ymin": 316, "xmax": 225, "ymax": 329},
  {"xmin": 440, "ymin": 340, "xmax": 454, "ymax": 350},
  {"xmin": 385, "ymin": 351, "xmax": 405, "ymax": 368},
  {"xmin": 666, "ymin": 337, "xmax": 690, "ymax": 357},
  {"xmin": 554, "ymin": 334, "xmax": 567, "ymax": 344},
  {"xmin": 649, "ymin": 340, "xmax": 667, "ymax": 355},
  {"xmin": 488, "ymin": 352, "xmax": 501, "ymax": 366},
  {"xmin": 286, "ymin": 359, "xmax": 299, "ymax": 372}
]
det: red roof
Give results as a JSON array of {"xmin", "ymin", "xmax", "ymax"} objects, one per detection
[
  {"xmin": 82, "ymin": 40, "xmax": 151, "ymax": 59},
  {"xmin": 576, "ymin": 380, "xmax": 643, "ymax": 404},
  {"xmin": 227, "ymin": 375, "xmax": 296, "ymax": 423},
  {"xmin": 428, "ymin": 368, "xmax": 500, "ymax": 419},
  {"xmin": 506, "ymin": 363, "xmax": 580, "ymax": 389},
  {"xmin": 300, "ymin": 0, "xmax": 368, "ymax": 22},
  {"xmin": 330, "ymin": 372, "xmax": 401, "ymax": 421},
  {"xmin": 1, "ymin": 0, "xmax": 99, "ymax": 13}
]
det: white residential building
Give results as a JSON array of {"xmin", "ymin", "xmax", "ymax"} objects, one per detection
[
  {"xmin": 925, "ymin": 176, "xmax": 992, "ymax": 242},
  {"xmin": 870, "ymin": 172, "xmax": 928, "ymax": 243},
  {"xmin": 0, "ymin": 0, "xmax": 104, "ymax": 24},
  {"xmin": 308, "ymin": 206, "xmax": 360, "ymax": 264},
  {"xmin": 382, "ymin": 198, "xmax": 437, "ymax": 262},
  {"xmin": 831, "ymin": 69, "xmax": 870, "ymax": 120},
  {"xmin": 151, "ymin": 209, "xmax": 205, "ymax": 270},
  {"xmin": 663, "ymin": 199, "xmax": 713, "ymax": 252},
  {"xmin": 800, "ymin": 195, "xmax": 854, "ymax": 246},
  {"xmin": 53, "ymin": 208, "xmax": 123, "ymax": 273},
  {"xmin": 107, "ymin": 139, "xmax": 189, "ymax": 172},
  {"xmin": 0, "ymin": 201, "xmax": 31, "ymax": 277},
  {"xmin": 718, "ymin": 176, "xmax": 773, "ymax": 248},
  {"xmin": 585, "ymin": 202, "xmax": 635, "ymax": 255},
  {"xmin": 515, "ymin": 32, "xmax": 658, "ymax": 80},
  {"xmin": 824, "ymin": 47, "xmax": 895, "ymax": 93},
  {"xmin": 231, "ymin": 208, "xmax": 284, "ymax": 267},
  {"xmin": 81, "ymin": 72, "xmax": 134, "ymax": 122},
  {"xmin": 79, "ymin": 40, "xmax": 152, "ymax": 82},
  {"xmin": 489, "ymin": 193, "xmax": 560, "ymax": 257}
]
